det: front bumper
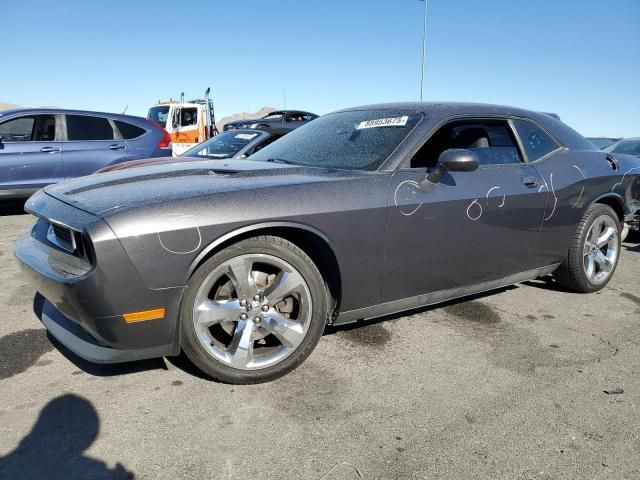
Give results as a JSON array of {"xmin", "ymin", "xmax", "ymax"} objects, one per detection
[
  {"xmin": 15, "ymin": 195, "xmax": 184, "ymax": 363},
  {"xmin": 36, "ymin": 294, "xmax": 174, "ymax": 363}
]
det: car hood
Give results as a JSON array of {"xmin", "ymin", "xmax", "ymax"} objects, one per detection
[
  {"xmin": 96, "ymin": 156, "xmax": 178, "ymax": 172},
  {"xmin": 43, "ymin": 160, "xmax": 359, "ymax": 216}
]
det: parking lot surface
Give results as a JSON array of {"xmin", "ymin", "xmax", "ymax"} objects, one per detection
[{"xmin": 0, "ymin": 207, "xmax": 639, "ymax": 480}]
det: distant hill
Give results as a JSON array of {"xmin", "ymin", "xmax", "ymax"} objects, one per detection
[
  {"xmin": 216, "ymin": 106, "xmax": 277, "ymax": 131},
  {"xmin": 0, "ymin": 102, "xmax": 20, "ymax": 111}
]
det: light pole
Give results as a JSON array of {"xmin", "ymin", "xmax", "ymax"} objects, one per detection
[{"xmin": 419, "ymin": 0, "xmax": 428, "ymax": 101}]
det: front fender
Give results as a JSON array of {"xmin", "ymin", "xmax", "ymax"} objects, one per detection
[{"xmin": 187, "ymin": 221, "xmax": 336, "ymax": 277}]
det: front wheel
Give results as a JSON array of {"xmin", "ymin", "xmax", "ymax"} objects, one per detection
[
  {"xmin": 180, "ymin": 236, "xmax": 328, "ymax": 384},
  {"xmin": 554, "ymin": 204, "xmax": 621, "ymax": 293}
]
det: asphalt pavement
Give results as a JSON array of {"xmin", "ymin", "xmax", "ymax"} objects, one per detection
[{"xmin": 1, "ymin": 206, "xmax": 639, "ymax": 479}]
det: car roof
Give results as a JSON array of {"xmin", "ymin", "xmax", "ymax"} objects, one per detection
[
  {"xmin": 221, "ymin": 128, "xmax": 269, "ymax": 137},
  {"xmin": 266, "ymin": 110, "xmax": 316, "ymax": 116},
  {"xmin": 0, "ymin": 107, "xmax": 146, "ymax": 122},
  {"xmin": 334, "ymin": 101, "xmax": 547, "ymax": 118},
  {"xmin": 334, "ymin": 102, "xmax": 594, "ymax": 151},
  {"xmin": 221, "ymin": 127, "xmax": 288, "ymax": 138}
]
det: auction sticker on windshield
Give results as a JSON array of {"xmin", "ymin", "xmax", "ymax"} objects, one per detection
[
  {"xmin": 356, "ymin": 116, "xmax": 409, "ymax": 130},
  {"xmin": 235, "ymin": 133, "xmax": 259, "ymax": 140}
]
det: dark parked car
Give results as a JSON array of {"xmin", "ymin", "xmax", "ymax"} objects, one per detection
[
  {"xmin": 15, "ymin": 102, "xmax": 640, "ymax": 384},
  {"xmin": 0, "ymin": 108, "xmax": 171, "ymax": 198},
  {"xmin": 587, "ymin": 137, "xmax": 621, "ymax": 150},
  {"xmin": 223, "ymin": 110, "xmax": 317, "ymax": 131},
  {"xmin": 96, "ymin": 128, "xmax": 288, "ymax": 173},
  {"xmin": 603, "ymin": 138, "xmax": 640, "ymax": 157}
]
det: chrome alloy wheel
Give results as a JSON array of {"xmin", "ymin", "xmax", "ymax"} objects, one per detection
[
  {"xmin": 192, "ymin": 254, "xmax": 312, "ymax": 370},
  {"xmin": 583, "ymin": 215, "xmax": 619, "ymax": 285}
]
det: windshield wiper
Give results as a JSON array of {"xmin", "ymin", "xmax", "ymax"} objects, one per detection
[{"xmin": 264, "ymin": 158, "xmax": 300, "ymax": 165}]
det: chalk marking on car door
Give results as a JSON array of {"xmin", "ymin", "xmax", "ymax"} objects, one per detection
[
  {"xmin": 466, "ymin": 199, "xmax": 483, "ymax": 221},
  {"xmin": 486, "ymin": 186, "xmax": 506, "ymax": 208}
]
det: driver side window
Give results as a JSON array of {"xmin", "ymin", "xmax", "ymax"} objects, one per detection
[
  {"xmin": 0, "ymin": 115, "xmax": 56, "ymax": 142},
  {"xmin": 180, "ymin": 108, "xmax": 198, "ymax": 127},
  {"xmin": 409, "ymin": 119, "xmax": 523, "ymax": 168}
]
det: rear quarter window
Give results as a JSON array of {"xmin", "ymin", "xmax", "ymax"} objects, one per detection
[
  {"xmin": 66, "ymin": 115, "xmax": 115, "ymax": 141},
  {"xmin": 513, "ymin": 119, "xmax": 560, "ymax": 161},
  {"xmin": 114, "ymin": 120, "xmax": 147, "ymax": 140}
]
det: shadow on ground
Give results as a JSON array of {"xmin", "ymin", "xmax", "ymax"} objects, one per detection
[
  {"xmin": 623, "ymin": 240, "xmax": 640, "ymax": 253},
  {"xmin": 522, "ymin": 274, "xmax": 572, "ymax": 292},
  {"xmin": 0, "ymin": 199, "xmax": 27, "ymax": 217},
  {"xmin": 324, "ymin": 285, "xmax": 516, "ymax": 336},
  {"xmin": 0, "ymin": 394, "xmax": 134, "ymax": 479},
  {"xmin": 164, "ymin": 351, "xmax": 212, "ymax": 380},
  {"xmin": 48, "ymin": 334, "xmax": 168, "ymax": 377}
]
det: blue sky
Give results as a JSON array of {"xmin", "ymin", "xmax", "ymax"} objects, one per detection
[{"xmin": 2, "ymin": 0, "xmax": 638, "ymax": 137}]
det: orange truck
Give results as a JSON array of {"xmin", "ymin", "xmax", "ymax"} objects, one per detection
[{"xmin": 147, "ymin": 88, "xmax": 218, "ymax": 155}]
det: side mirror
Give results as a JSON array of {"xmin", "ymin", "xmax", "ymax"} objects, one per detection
[
  {"xmin": 424, "ymin": 148, "xmax": 479, "ymax": 185},
  {"xmin": 439, "ymin": 148, "xmax": 480, "ymax": 172}
]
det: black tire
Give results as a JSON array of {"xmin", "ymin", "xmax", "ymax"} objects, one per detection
[
  {"xmin": 554, "ymin": 204, "xmax": 621, "ymax": 293},
  {"xmin": 180, "ymin": 235, "xmax": 328, "ymax": 384}
]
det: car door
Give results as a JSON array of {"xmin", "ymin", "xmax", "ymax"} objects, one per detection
[
  {"xmin": 0, "ymin": 113, "xmax": 64, "ymax": 195},
  {"xmin": 61, "ymin": 114, "xmax": 129, "ymax": 178},
  {"xmin": 511, "ymin": 118, "xmax": 586, "ymax": 266},
  {"xmin": 383, "ymin": 118, "xmax": 548, "ymax": 303}
]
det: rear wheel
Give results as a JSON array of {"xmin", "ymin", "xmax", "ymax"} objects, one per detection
[
  {"xmin": 554, "ymin": 204, "xmax": 621, "ymax": 293},
  {"xmin": 180, "ymin": 236, "xmax": 327, "ymax": 383}
]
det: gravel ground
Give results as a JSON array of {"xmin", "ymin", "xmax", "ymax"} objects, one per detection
[{"xmin": 0, "ymin": 206, "xmax": 639, "ymax": 480}]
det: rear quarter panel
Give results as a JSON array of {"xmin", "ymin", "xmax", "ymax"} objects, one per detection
[
  {"xmin": 533, "ymin": 148, "xmax": 636, "ymax": 265},
  {"xmin": 116, "ymin": 115, "xmax": 167, "ymax": 159}
]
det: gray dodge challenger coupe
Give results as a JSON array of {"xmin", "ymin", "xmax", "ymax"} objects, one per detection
[{"xmin": 15, "ymin": 102, "xmax": 640, "ymax": 383}]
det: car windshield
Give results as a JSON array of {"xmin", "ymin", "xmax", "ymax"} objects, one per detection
[
  {"xmin": 249, "ymin": 109, "xmax": 422, "ymax": 170},
  {"xmin": 182, "ymin": 131, "xmax": 263, "ymax": 159},
  {"xmin": 604, "ymin": 140, "xmax": 640, "ymax": 156},
  {"xmin": 148, "ymin": 106, "xmax": 170, "ymax": 127},
  {"xmin": 262, "ymin": 112, "xmax": 284, "ymax": 120}
]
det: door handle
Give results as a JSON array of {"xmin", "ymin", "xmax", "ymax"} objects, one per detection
[
  {"xmin": 40, "ymin": 146, "xmax": 61, "ymax": 153},
  {"xmin": 522, "ymin": 176, "xmax": 538, "ymax": 188},
  {"xmin": 109, "ymin": 144, "xmax": 126, "ymax": 150}
]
